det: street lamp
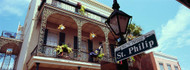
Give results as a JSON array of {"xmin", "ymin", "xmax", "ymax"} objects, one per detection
[
  {"xmin": 106, "ymin": 0, "xmax": 132, "ymax": 39},
  {"xmin": 78, "ymin": 66, "xmax": 81, "ymax": 70},
  {"xmin": 106, "ymin": 0, "xmax": 132, "ymax": 70}
]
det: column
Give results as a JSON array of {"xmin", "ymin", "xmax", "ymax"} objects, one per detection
[
  {"xmin": 105, "ymin": 30, "xmax": 110, "ymax": 58},
  {"xmin": 36, "ymin": 63, "xmax": 40, "ymax": 70},
  {"xmin": 37, "ymin": 8, "xmax": 55, "ymax": 55},
  {"xmin": 78, "ymin": 24, "xmax": 82, "ymax": 52},
  {"xmin": 37, "ymin": 13, "xmax": 47, "ymax": 55}
]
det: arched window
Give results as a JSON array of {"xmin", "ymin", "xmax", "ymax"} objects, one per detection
[{"xmin": 0, "ymin": 48, "xmax": 16, "ymax": 70}]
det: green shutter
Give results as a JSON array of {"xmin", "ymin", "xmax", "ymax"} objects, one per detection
[
  {"xmin": 43, "ymin": 29, "xmax": 48, "ymax": 44},
  {"xmin": 59, "ymin": 32, "xmax": 65, "ymax": 45}
]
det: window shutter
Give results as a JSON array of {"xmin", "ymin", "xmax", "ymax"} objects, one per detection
[
  {"xmin": 88, "ymin": 39, "xmax": 93, "ymax": 62},
  {"xmin": 99, "ymin": 42, "xmax": 102, "ymax": 45},
  {"xmin": 110, "ymin": 44, "xmax": 115, "ymax": 57},
  {"xmin": 59, "ymin": 32, "xmax": 65, "ymax": 45},
  {"xmin": 43, "ymin": 29, "xmax": 48, "ymax": 44},
  {"xmin": 74, "ymin": 36, "xmax": 78, "ymax": 58},
  {"xmin": 88, "ymin": 40, "xmax": 93, "ymax": 52},
  {"xmin": 74, "ymin": 36, "xmax": 78, "ymax": 49}
]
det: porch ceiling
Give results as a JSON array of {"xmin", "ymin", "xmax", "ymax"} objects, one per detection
[
  {"xmin": 47, "ymin": 13, "xmax": 77, "ymax": 30},
  {"xmin": 82, "ymin": 23, "xmax": 105, "ymax": 38}
]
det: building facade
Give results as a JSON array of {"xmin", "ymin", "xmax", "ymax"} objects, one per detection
[
  {"xmin": 0, "ymin": 0, "xmax": 182, "ymax": 70},
  {"xmin": 0, "ymin": 31, "xmax": 23, "ymax": 70},
  {"xmin": 153, "ymin": 52, "xmax": 181, "ymax": 70},
  {"xmin": 128, "ymin": 52, "xmax": 181, "ymax": 70},
  {"xmin": 15, "ymin": 0, "xmax": 117, "ymax": 70}
]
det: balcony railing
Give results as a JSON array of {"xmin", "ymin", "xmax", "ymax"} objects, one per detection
[
  {"xmin": 40, "ymin": 0, "xmax": 107, "ymax": 23},
  {"xmin": 31, "ymin": 45, "xmax": 115, "ymax": 64},
  {"xmin": 1, "ymin": 31, "xmax": 23, "ymax": 40}
]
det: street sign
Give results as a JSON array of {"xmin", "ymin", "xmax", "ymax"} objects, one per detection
[{"xmin": 115, "ymin": 30, "xmax": 158, "ymax": 61}]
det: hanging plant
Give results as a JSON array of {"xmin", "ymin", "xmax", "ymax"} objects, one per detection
[
  {"xmin": 77, "ymin": 2, "xmax": 86, "ymax": 15},
  {"xmin": 80, "ymin": 5, "xmax": 86, "ymax": 15},
  {"xmin": 97, "ymin": 53, "xmax": 104, "ymax": 59},
  {"xmin": 55, "ymin": 44, "xmax": 73, "ymax": 56},
  {"xmin": 77, "ymin": 2, "xmax": 81, "ymax": 9},
  {"xmin": 89, "ymin": 45, "xmax": 104, "ymax": 61}
]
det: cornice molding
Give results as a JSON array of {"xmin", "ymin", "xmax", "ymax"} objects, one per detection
[
  {"xmin": 80, "ymin": 0, "xmax": 113, "ymax": 13},
  {"xmin": 153, "ymin": 52, "xmax": 178, "ymax": 62},
  {"xmin": 28, "ymin": 56, "xmax": 100, "ymax": 69}
]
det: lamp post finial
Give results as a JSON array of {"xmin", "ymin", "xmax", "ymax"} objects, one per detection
[{"xmin": 112, "ymin": 0, "xmax": 120, "ymax": 10}]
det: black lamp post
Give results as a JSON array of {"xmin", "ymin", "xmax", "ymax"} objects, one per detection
[
  {"xmin": 106, "ymin": 0, "xmax": 132, "ymax": 70},
  {"xmin": 78, "ymin": 66, "xmax": 81, "ymax": 70},
  {"xmin": 106, "ymin": 0, "xmax": 132, "ymax": 45}
]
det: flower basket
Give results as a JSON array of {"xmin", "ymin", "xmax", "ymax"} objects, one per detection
[
  {"xmin": 55, "ymin": 44, "xmax": 72, "ymax": 57},
  {"xmin": 89, "ymin": 45, "xmax": 104, "ymax": 62},
  {"xmin": 63, "ymin": 47, "xmax": 68, "ymax": 52},
  {"xmin": 97, "ymin": 53, "xmax": 104, "ymax": 59}
]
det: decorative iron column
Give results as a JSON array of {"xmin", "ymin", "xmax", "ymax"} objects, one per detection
[
  {"xmin": 72, "ymin": 17, "xmax": 87, "ymax": 60},
  {"xmin": 77, "ymin": 22, "xmax": 82, "ymax": 60},
  {"xmin": 36, "ymin": 63, "xmax": 40, "ymax": 70},
  {"xmin": 78, "ymin": 66, "xmax": 81, "ymax": 70},
  {"xmin": 100, "ymin": 26, "xmax": 110, "ymax": 60},
  {"xmin": 37, "ymin": 7, "xmax": 56, "ymax": 55},
  {"xmin": 104, "ymin": 28, "xmax": 110, "ymax": 59},
  {"xmin": 37, "ymin": 9, "xmax": 48, "ymax": 55}
]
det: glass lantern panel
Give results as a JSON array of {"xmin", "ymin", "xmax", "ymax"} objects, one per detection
[
  {"xmin": 110, "ymin": 15, "xmax": 119, "ymax": 35},
  {"xmin": 118, "ymin": 15, "xmax": 129, "ymax": 34}
]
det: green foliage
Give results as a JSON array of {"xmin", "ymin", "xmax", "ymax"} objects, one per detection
[
  {"xmin": 97, "ymin": 53, "xmax": 104, "ymax": 59},
  {"xmin": 127, "ymin": 23, "xmax": 142, "ymax": 39},
  {"xmin": 126, "ymin": 23, "xmax": 143, "ymax": 63},
  {"xmin": 79, "ymin": 5, "xmax": 85, "ymax": 15},
  {"xmin": 130, "ymin": 56, "xmax": 135, "ymax": 62},
  {"xmin": 55, "ymin": 44, "xmax": 73, "ymax": 54}
]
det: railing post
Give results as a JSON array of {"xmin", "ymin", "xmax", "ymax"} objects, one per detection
[
  {"xmin": 75, "ymin": 7, "xmax": 79, "ymax": 13},
  {"xmin": 36, "ymin": 63, "xmax": 40, "ymax": 70},
  {"xmin": 78, "ymin": 66, "xmax": 81, "ymax": 70}
]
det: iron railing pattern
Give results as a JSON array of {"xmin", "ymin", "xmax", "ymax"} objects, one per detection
[
  {"xmin": 41, "ymin": 0, "xmax": 107, "ymax": 23},
  {"xmin": 31, "ymin": 45, "xmax": 115, "ymax": 64}
]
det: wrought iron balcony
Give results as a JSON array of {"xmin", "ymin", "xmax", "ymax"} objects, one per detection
[
  {"xmin": 1, "ymin": 31, "xmax": 23, "ymax": 40},
  {"xmin": 31, "ymin": 45, "xmax": 115, "ymax": 64},
  {"xmin": 39, "ymin": 0, "xmax": 107, "ymax": 23}
]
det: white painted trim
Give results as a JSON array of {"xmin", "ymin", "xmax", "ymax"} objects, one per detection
[
  {"xmin": 28, "ymin": 56, "xmax": 100, "ymax": 69},
  {"xmin": 0, "ymin": 37, "xmax": 23, "ymax": 42},
  {"xmin": 153, "ymin": 52, "xmax": 178, "ymax": 62}
]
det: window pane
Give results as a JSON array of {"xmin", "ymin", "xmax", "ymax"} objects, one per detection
[
  {"xmin": 47, "ymin": 31, "xmax": 58, "ymax": 46},
  {"xmin": 159, "ymin": 63, "xmax": 164, "ymax": 70},
  {"xmin": 110, "ymin": 15, "xmax": 119, "ymax": 34},
  {"xmin": 7, "ymin": 55, "xmax": 16, "ymax": 70},
  {"xmin": 2, "ymin": 55, "xmax": 11, "ymax": 70},
  {"xmin": 167, "ymin": 64, "xmax": 171, "ymax": 70},
  {"xmin": 6, "ymin": 48, "xmax": 13, "ymax": 54},
  {"xmin": 80, "ymin": 41, "xmax": 88, "ymax": 61},
  {"xmin": 0, "ymin": 53, "xmax": 5, "ymax": 68}
]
